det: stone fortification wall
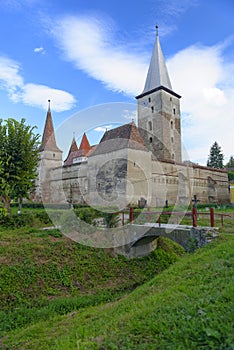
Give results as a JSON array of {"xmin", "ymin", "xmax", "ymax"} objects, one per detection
[
  {"xmin": 150, "ymin": 160, "xmax": 229, "ymax": 207},
  {"xmin": 45, "ymin": 156, "xmax": 229, "ymax": 207}
]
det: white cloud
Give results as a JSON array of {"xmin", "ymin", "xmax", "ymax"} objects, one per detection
[
  {"xmin": 94, "ymin": 125, "xmax": 113, "ymax": 132},
  {"xmin": 51, "ymin": 15, "xmax": 147, "ymax": 95},
  {"xmin": 122, "ymin": 109, "xmax": 137, "ymax": 121},
  {"xmin": 167, "ymin": 43, "xmax": 234, "ymax": 164},
  {"xmin": 0, "ymin": 55, "xmax": 76, "ymax": 112},
  {"xmin": 159, "ymin": 0, "xmax": 198, "ymax": 18},
  {"xmin": 15, "ymin": 83, "xmax": 76, "ymax": 112},
  {"xmin": 0, "ymin": 56, "xmax": 23, "ymax": 96},
  {"xmin": 34, "ymin": 47, "xmax": 46, "ymax": 55}
]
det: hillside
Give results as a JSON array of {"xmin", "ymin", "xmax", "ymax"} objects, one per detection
[
  {"xmin": 0, "ymin": 230, "xmax": 233, "ymax": 349},
  {"xmin": 0, "ymin": 225, "xmax": 184, "ymax": 337}
]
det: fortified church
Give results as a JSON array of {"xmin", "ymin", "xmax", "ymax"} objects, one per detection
[{"xmin": 36, "ymin": 29, "xmax": 229, "ymax": 208}]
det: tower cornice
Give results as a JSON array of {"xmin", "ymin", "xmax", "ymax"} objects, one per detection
[{"xmin": 136, "ymin": 85, "xmax": 181, "ymax": 100}]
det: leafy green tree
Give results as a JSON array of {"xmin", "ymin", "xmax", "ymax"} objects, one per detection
[
  {"xmin": 207, "ymin": 141, "xmax": 224, "ymax": 169},
  {"xmin": 225, "ymin": 156, "xmax": 234, "ymax": 181},
  {"xmin": 0, "ymin": 118, "xmax": 40, "ymax": 214},
  {"xmin": 225, "ymin": 155, "xmax": 234, "ymax": 168}
]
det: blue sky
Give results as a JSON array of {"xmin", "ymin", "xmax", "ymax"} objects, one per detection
[{"xmin": 0, "ymin": 0, "xmax": 233, "ymax": 164}]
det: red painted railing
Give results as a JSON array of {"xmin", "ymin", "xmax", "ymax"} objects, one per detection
[{"xmin": 121, "ymin": 207, "xmax": 231, "ymax": 228}]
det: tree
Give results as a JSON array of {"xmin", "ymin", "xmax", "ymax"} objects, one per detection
[
  {"xmin": 207, "ymin": 141, "xmax": 224, "ymax": 169},
  {"xmin": 225, "ymin": 156, "xmax": 234, "ymax": 181},
  {"xmin": 225, "ymin": 155, "xmax": 234, "ymax": 169},
  {"xmin": 0, "ymin": 118, "xmax": 40, "ymax": 214}
]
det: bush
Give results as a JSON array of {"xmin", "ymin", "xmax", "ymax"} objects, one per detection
[
  {"xmin": 1, "ymin": 213, "xmax": 35, "ymax": 228},
  {"xmin": 34, "ymin": 210, "xmax": 52, "ymax": 225},
  {"xmin": 0, "ymin": 203, "xmax": 7, "ymax": 222}
]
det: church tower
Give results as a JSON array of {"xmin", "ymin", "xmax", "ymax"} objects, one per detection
[
  {"xmin": 136, "ymin": 26, "xmax": 182, "ymax": 163},
  {"xmin": 38, "ymin": 100, "xmax": 62, "ymax": 201}
]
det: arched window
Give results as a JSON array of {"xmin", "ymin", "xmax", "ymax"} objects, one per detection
[
  {"xmin": 149, "ymin": 137, "xmax": 153, "ymax": 144},
  {"xmin": 171, "ymin": 153, "xmax": 175, "ymax": 160},
  {"xmin": 148, "ymin": 121, "xmax": 152, "ymax": 131},
  {"xmin": 171, "ymin": 120, "xmax": 173, "ymax": 129}
]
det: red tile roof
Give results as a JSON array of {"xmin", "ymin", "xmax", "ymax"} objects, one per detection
[{"xmin": 79, "ymin": 133, "xmax": 91, "ymax": 155}]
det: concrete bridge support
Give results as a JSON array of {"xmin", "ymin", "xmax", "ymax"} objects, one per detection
[{"xmin": 113, "ymin": 224, "xmax": 218, "ymax": 258}]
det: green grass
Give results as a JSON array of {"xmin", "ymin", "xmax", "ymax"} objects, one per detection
[
  {"xmin": 0, "ymin": 226, "xmax": 184, "ymax": 337},
  {"xmin": 0, "ymin": 233, "xmax": 233, "ymax": 349},
  {"xmin": 0, "ymin": 206, "xmax": 233, "ymax": 349}
]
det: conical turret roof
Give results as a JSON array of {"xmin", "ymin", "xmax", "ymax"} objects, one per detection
[
  {"xmin": 142, "ymin": 27, "xmax": 172, "ymax": 94},
  {"xmin": 69, "ymin": 136, "xmax": 79, "ymax": 153},
  {"xmin": 63, "ymin": 133, "xmax": 94, "ymax": 166},
  {"xmin": 39, "ymin": 100, "xmax": 61, "ymax": 152},
  {"xmin": 63, "ymin": 136, "xmax": 79, "ymax": 166},
  {"xmin": 79, "ymin": 133, "xmax": 91, "ymax": 154}
]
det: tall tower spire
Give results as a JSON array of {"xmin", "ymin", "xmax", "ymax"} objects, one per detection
[
  {"xmin": 39, "ymin": 100, "xmax": 61, "ymax": 152},
  {"xmin": 142, "ymin": 25, "xmax": 172, "ymax": 95},
  {"xmin": 37, "ymin": 100, "xmax": 62, "ymax": 203},
  {"xmin": 136, "ymin": 28, "xmax": 182, "ymax": 163}
]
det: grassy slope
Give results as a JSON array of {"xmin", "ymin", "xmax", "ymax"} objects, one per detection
[
  {"xmin": 0, "ymin": 227, "xmax": 184, "ymax": 336},
  {"xmin": 1, "ymin": 234, "xmax": 233, "ymax": 350}
]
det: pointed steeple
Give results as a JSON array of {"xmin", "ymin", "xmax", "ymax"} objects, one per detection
[
  {"xmin": 142, "ymin": 26, "xmax": 172, "ymax": 94},
  {"xmin": 69, "ymin": 135, "xmax": 79, "ymax": 153},
  {"xmin": 39, "ymin": 100, "xmax": 61, "ymax": 152},
  {"xmin": 63, "ymin": 136, "xmax": 79, "ymax": 166},
  {"xmin": 79, "ymin": 133, "xmax": 91, "ymax": 155}
]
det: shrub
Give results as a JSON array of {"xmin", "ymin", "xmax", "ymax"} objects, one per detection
[
  {"xmin": 1, "ymin": 213, "xmax": 35, "ymax": 228},
  {"xmin": 0, "ymin": 203, "xmax": 7, "ymax": 222}
]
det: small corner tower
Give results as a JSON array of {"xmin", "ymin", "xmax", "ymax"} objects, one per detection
[
  {"xmin": 136, "ymin": 26, "xmax": 182, "ymax": 163},
  {"xmin": 38, "ymin": 100, "xmax": 62, "ymax": 200}
]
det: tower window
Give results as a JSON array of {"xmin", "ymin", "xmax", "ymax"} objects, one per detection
[
  {"xmin": 171, "ymin": 137, "xmax": 174, "ymax": 143},
  {"xmin": 149, "ymin": 137, "xmax": 153, "ymax": 143},
  {"xmin": 148, "ymin": 121, "xmax": 152, "ymax": 131},
  {"xmin": 170, "ymin": 97, "xmax": 172, "ymax": 102},
  {"xmin": 171, "ymin": 121, "xmax": 173, "ymax": 129},
  {"xmin": 173, "ymin": 108, "xmax": 176, "ymax": 115},
  {"xmin": 172, "ymin": 153, "xmax": 175, "ymax": 160},
  {"xmin": 151, "ymin": 106, "xmax": 154, "ymax": 113},
  {"xmin": 148, "ymin": 97, "xmax": 151, "ymax": 103},
  {"xmin": 53, "ymin": 153, "xmax": 55, "ymax": 158}
]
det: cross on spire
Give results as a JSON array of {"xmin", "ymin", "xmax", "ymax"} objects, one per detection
[{"xmin": 156, "ymin": 24, "xmax": 159, "ymax": 36}]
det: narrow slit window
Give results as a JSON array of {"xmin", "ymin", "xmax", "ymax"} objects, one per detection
[{"xmin": 148, "ymin": 121, "xmax": 152, "ymax": 131}]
